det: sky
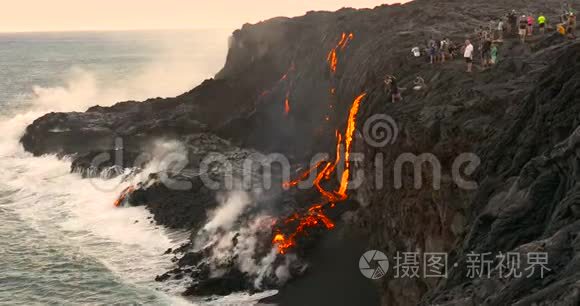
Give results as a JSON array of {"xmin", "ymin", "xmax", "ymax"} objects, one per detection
[{"xmin": 0, "ymin": 0, "xmax": 398, "ymax": 33}]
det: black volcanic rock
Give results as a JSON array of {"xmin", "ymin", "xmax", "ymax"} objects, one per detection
[
  {"xmin": 183, "ymin": 268, "xmax": 253, "ymax": 297},
  {"xmin": 420, "ymin": 42, "xmax": 580, "ymax": 306},
  {"xmin": 130, "ymin": 174, "xmax": 219, "ymax": 230}
]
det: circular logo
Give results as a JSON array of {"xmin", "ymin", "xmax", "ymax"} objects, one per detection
[
  {"xmin": 363, "ymin": 114, "xmax": 399, "ymax": 148},
  {"xmin": 359, "ymin": 250, "xmax": 389, "ymax": 279}
]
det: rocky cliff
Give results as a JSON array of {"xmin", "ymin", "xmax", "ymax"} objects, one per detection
[{"xmin": 20, "ymin": 0, "xmax": 580, "ymax": 305}]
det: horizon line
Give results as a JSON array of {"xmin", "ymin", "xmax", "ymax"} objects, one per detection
[
  {"xmin": 0, "ymin": 27, "xmax": 235, "ymax": 35},
  {"xmin": 0, "ymin": 4, "xmax": 399, "ymax": 35}
]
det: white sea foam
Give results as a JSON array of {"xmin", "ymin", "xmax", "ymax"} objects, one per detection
[{"xmin": 0, "ymin": 30, "xmax": 230, "ymax": 305}]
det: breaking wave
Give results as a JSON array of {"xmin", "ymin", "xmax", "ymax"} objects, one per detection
[{"xmin": 0, "ymin": 30, "xmax": 232, "ymax": 305}]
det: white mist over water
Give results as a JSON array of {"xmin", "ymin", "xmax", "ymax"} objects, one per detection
[
  {"xmin": 0, "ymin": 30, "xmax": 230, "ymax": 305},
  {"xmin": 193, "ymin": 190, "xmax": 294, "ymax": 293}
]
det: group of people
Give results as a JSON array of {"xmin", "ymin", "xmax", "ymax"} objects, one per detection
[
  {"xmin": 461, "ymin": 29, "xmax": 499, "ymax": 73},
  {"xmin": 476, "ymin": 27, "xmax": 500, "ymax": 68},
  {"xmin": 463, "ymin": 6, "xmax": 577, "ymax": 72},
  {"xmin": 394, "ymin": 4, "xmax": 578, "ymax": 101},
  {"xmin": 508, "ymin": 8, "xmax": 576, "ymax": 42},
  {"xmin": 461, "ymin": 39, "xmax": 498, "ymax": 73},
  {"xmin": 383, "ymin": 75, "xmax": 426, "ymax": 103},
  {"xmin": 427, "ymin": 38, "xmax": 455, "ymax": 64},
  {"xmin": 514, "ymin": 12, "xmax": 549, "ymax": 42},
  {"xmin": 557, "ymin": 2, "xmax": 577, "ymax": 38},
  {"xmin": 411, "ymin": 38, "xmax": 460, "ymax": 64},
  {"xmin": 562, "ymin": 12, "xmax": 577, "ymax": 38},
  {"xmin": 409, "ymin": 26, "xmax": 500, "ymax": 74}
]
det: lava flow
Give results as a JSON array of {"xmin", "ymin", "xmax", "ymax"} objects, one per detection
[
  {"xmin": 258, "ymin": 63, "xmax": 296, "ymax": 115},
  {"xmin": 279, "ymin": 64, "xmax": 295, "ymax": 115},
  {"xmin": 327, "ymin": 32, "xmax": 354, "ymax": 74},
  {"xmin": 273, "ymin": 92, "xmax": 367, "ymax": 254},
  {"xmin": 114, "ymin": 185, "xmax": 135, "ymax": 207},
  {"xmin": 282, "ymin": 161, "xmax": 325, "ymax": 189},
  {"xmin": 284, "ymin": 92, "xmax": 291, "ymax": 115}
]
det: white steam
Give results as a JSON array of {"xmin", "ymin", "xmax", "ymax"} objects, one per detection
[
  {"xmin": 0, "ymin": 30, "xmax": 228, "ymax": 158},
  {"xmin": 204, "ymin": 191, "xmax": 252, "ymax": 232},
  {"xmin": 194, "ymin": 191, "xmax": 297, "ymax": 289},
  {"xmin": 27, "ymin": 31, "xmax": 228, "ymax": 113},
  {"xmin": 142, "ymin": 139, "xmax": 189, "ymax": 175}
]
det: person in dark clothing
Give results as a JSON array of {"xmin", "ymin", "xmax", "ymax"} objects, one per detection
[
  {"xmin": 448, "ymin": 41, "xmax": 460, "ymax": 59},
  {"xmin": 507, "ymin": 10, "xmax": 518, "ymax": 35},
  {"xmin": 428, "ymin": 39, "xmax": 437, "ymax": 64},
  {"xmin": 568, "ymin": 13, "xmax": 577, "ymax": 38},
  {"xmin": 384, "ymin": 75, "xmax": 402, "ymax": 103},
  {"xmin": 481, "ymin": 37, "xmax": 492, "ymax": 67}
]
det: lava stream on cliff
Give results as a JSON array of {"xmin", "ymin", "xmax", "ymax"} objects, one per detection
[
  {"xmin": 327, "ymin": 32, "xmax": 354, "ymax": 74},
  {"xmin": 273, "ymin": 93, "xmax": 366, "ymax": 254},
  {"xmin": 282, "ymin": 64, "xmax": 295, "ymax": 115},
  {"xmin": 282, "ymin": 161, "xmax": 325, "ymax": 189},
  {"xmin": 259, "ymin": 63, "xmax": 296, "ymax": 115},
  {"xmin": 284, "ymin": 92, "xmax": 291, "ymax": 115}
]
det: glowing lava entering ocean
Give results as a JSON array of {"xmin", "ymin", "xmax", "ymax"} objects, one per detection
[{"xmin": 273, "ymin": 92, "xmax": 367, "ymax": 254}]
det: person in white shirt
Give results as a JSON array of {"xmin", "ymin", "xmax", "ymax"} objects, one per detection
[
  {"xmin": 464, "ymin": 40, "xmax": 474, "ymax": 72},
  {"xmin": 411, "ymin": 46, "xmax": 421, "ymax": 57}
]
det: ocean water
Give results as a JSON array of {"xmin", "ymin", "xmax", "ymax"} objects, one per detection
[{"xmin": 0, "ymin": 30, "xmax": 229, "ymax": 305}]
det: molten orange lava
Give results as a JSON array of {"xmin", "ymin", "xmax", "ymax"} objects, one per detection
[
  {"xmin": 339, "ymin": 33, "xmax": 354, "ymax": 50},
  {"xmin": 338, "ymin": 93, "xmax": 365, "ymax": 196},
  {"xmin": 327, "ymin": 51, "xmax": 338, "ymax": 74},
  {"xmin": 114, "ymin": 186, "xmax": 135, "ymax": 207},
  {"xmin": 326, "ymin": 32, "xmax": 354, "ymax": 73},
  {"xmin": 283, "ymin": 161, "xmax": 325, "ymax": 189},
  {"xmin": 279, "ymin": 64, "xmax": 296, "ymax": 115},
  {"xmin": 271, "ymin": 204, "xmax": 335, "ymax": 254},
  {"xmin": 284, "ymin": 93, "xmax": 291, "ymax": 115},
  {"xmin": 273, "ymin": 92, "xmax": 366, "ymax": 254},
  {"xmin": 344, "ymin": 93, "xmax": 365, "ymax": 171}
]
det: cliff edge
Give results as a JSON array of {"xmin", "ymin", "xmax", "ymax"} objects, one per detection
[{"xmin": 20, "ymin": 0, "xmax": 580, "ymax": 305}]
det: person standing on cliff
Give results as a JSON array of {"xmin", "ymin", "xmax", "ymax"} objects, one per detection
[
  {"xmin": 527, "ymin": 14, "xmax": 535, "ymax": 36},
  {"xmin": 567, "ymin": 13, "xmax": 577, "ymax": 38},
  {"xmin": 481, "ymin": 36, "xmax": 492, "ymax": 68},
  {"xmin": 463, "ymin": 40, "xmax": 474, "ymax": 73},
  {"xmin": 384, "ymin": 75, "xmax": 402, "ymax": 103},
  {"xmin": 440, "ymin": 38, "xmax": 450, "ymax": 63},
  {"xmin": 519, "ymin": 15, "xmax": 529, "ymax": 42},
  {"xmin": 508, "ymin": 10, "xmax": 518, "ymax": 35},
  {"xmin": 490, "ymin": 43, "xmax": 499, "ymax": 65},
  {"xmin": 497, "ymin": 18, "xmax": 505, "ymax": 40},
  {"xmin": 538, "ymin": 13, "xmax": 547, "ymax": 35},
  {"xmin": 428, "ymin": 39, "xmax": 437, "ymax": 64}
]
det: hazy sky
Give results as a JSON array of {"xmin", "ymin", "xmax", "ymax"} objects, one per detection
[{"xmin": 0, "ymin": 0, "xmax": 397, "ymax": 32}]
